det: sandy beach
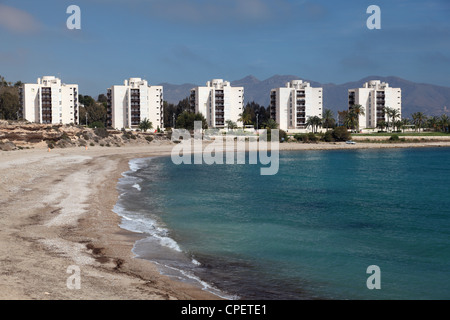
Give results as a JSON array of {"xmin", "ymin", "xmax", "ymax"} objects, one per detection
[{"xmin": 1, "ymin": 140, "xmax": 450, "ymax": 300}]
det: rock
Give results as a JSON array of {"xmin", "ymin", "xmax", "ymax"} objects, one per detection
[{"xmin": 0, "ymin": 140, "xmax": 17, "ymax": 151}]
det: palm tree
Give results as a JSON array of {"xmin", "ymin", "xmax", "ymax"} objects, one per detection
[
  {"xmin": 377, "ymin": 120, "xmax": 386, "ymax": 132},
  {"xmin": 322, "ymin": 109, "xmax": 335, "ymax": 131},
  {"xmin": 138, "ymin": 118, "xmax": 153, "ymax": 132},
  {"xmin": 262, "ymin": 118, "xmax": 279, "ymax": 130},
  {"xmin": 440, "ymin": 114, "xmax": 449, "ymax": 133},
  {"xmin": 306, "ymin": 115, "xmax": 322, "ymax": 134},
  {"xmin": 427, "ymin": 116, "xmax": 439, "ymax": 132},
  {"xmin": 344, "ymin": 110, "xmax": 358, "ymax": 131},
  {"xmin": 389, "ymin": 108, "xmax": 401, "ymax": 132},
  {"xmin": 383, "ymin": 106, "xmax": 393, "ymax": 132},
  {"xmin": 350, "ymin": 104, "xmax": 365, "ymax": 132},
  {"xmin": 238, "ymin": 112, "xmax": 252, "ymax": 130},
  {"xmin": 411, "ymin": 112, "xmax": 427, "ymax": 132},
  {"xmin": 225, "ymin": 120, "xmax": 237, "ymax": 131},
  {"xmin": 401, "ymin": 118, "xmax": 411, "ymax": 133}
]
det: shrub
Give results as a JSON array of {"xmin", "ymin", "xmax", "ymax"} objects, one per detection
[
  {"xmin": 279, "ymin": 129, "xmax": 288, "ymax": 142},
  {"xmin": 90, "ymin": 142, "xmax": 95, "ymax": 147},
  {"xmin": 307, "ymin": 132, "xmax": 318, "ymax": 143},
  {"xmin": 332, "ymin": 126, "xmax": 351, "ymax": 141},
  {"xmin": 145, "ymin": 136, "xmax": 154, "ymax": 142},
  {"xmin": 94, "ymin": 127, "xmax": 109, "ymax": 138},
  {"xmin": 323, "ymin": 130, "xmax": 335, "ymax": 142},
  {"xmin": 294, "ymin": 133, "xmax": 307, "ymax": 142},
  {"xmin": 60, "ymin": 132, "xmax": 71, "ymax": 141},
  {"xmin": 389, "ymin": 134, "xmax": 400, "ymax": 141},
  {"xmin": 122, "ymin": 131, "xmax": 136, "ymax": 140},
  {"xmin": 47, "ymin": 140, "xmax": 55, "ymax": 149},
  {"xmin": 89, "ymin": 121, "xmax": 105, "ymax": 129}
]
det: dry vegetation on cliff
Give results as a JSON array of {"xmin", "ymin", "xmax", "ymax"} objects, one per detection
[{"xmin": 0, "ymin": 121, "xmax": 171, "ymax": 151}]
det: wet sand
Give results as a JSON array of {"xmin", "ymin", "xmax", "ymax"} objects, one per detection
[{"xmin": 1, "ymin": 140, "xmax": 449, "ymax": 299}]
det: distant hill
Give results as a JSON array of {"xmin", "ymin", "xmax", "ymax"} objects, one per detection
[
  {"xmin": 158, "ymin": 82, "xmax": 198, "ymax": 104},
  {"xmin": 160, "ymin": 76, "xmax": 450, "ymax": 117}
]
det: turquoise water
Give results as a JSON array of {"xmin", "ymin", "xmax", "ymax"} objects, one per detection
[{"xmin": 115, "ymin": 148, "xmax": 450, "ymax": 299}]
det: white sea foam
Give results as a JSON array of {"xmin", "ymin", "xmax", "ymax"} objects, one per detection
[
  {"xmin": 128, "ymin": 157, "xmax": 153, "ymax": 172},
  {"xmin": 151, "ymin": 261, "xmax": 237, "ymax": 300},
  {"xmin": 113, "ymin": 156, "xmax": 236, "ymax": 300}
]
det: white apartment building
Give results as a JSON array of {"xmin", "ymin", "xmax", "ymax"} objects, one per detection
[
  {"xmin": 106, "ymin": 78, "xmax": 163, "ymax": 130},
  {"xmin": 348, "ymin": 80, "xmax": 402, "ymax": 129},
  {"xmin": 269, "ymin": 80, "xmax": 323, "ymax": 131},
  {"xmin": 189, "ymin": 79, "xmax": 244, "ymax": 128},
  {"xmin": 19, "ymin": 76, "xmax": 79, "ymax": 124}
]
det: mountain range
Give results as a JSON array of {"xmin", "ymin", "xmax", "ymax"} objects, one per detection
[{"xmin": 159, "ymin": 75, "xmax": 450, "ymax": 117}]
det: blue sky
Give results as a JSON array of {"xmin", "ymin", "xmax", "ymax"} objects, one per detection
[{"xmin": 1, "ymin": 0, "xmax": 449, "ymax": 97}]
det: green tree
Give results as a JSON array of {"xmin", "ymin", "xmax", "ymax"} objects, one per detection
[
  {"xmin": 377, "ymin": 120, "xmax": 387, "ymax": 132},
  {"xmin": 138, "ymin": 118, "xmax": 153, "ymax": 132},
  {"xmin": 238, "ymin": 112, "xmax": 252, "ymax": 129},
  {"xmin": 412, "ymin": 112, "xmax": 427, "ymax": 132},
  {"xmin": 383, "ymin": 106, "xmax": 393, "ymax": 132},
  {"xmin": 262, "ymin": 118, "xmax": 278, "ymax": 129},
  {"xmin": 389, "ymin": 108, "xmax": 400, "ymax": 131},
  {"xmin": 322, "ymin": 109, "xmax": 335, "ymax": 131},
  {"xmin": 225, "ymin": 119, "xmax": 237, "ymax": 130},
  {"xmin": 332, "ymin": 126, "xmax": 351, "ymax": 141},
  {"xmin": 440, "ymin": 114, "xmax": 449, "ymax": 133},
  {"xmin": 306, "ymin": 115, "xmax": 322, "ymax": 133},
  {"xmin": 427, "ymin": 116, "xmax": 439, "ymax": 132},
  {"xmin": 176, "ymin": 111, "xmax": 207, "ymax": 131},
  {"xmin": 394, "ymin": 120, "xmax": 403, "ymax": 133},
  {"xmin": 97, "ymin": 94, "xmax": 108, "ymax": 103},
  {"xmin": 401, "ymin": 118, "xmax": 411, "ymax": 133},
  {"xmin": 349, "ymin": 104, "xmax": 365, "ymax": 132},
  {"xmin": 344, "ymin": 110, "xmax": 358, "ymax": 130},
  {"xmin": 0, "ymin": 91, "xmax": 20, "ymax": 120}
]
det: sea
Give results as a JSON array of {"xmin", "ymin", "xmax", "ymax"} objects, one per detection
[{"xmin": 113, "ymin": 147, "xmax": 450, "ymax": 300}]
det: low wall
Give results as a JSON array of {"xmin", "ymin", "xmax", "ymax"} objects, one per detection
[{"xmin": 352, "ymin": 135, "xmax": 450, "ymax": 141}]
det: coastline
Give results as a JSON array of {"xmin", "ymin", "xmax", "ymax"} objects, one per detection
[
  {"xmin": 0, "ymin": 143, "xmax": 219, "ymax": 299},
  {"xmin": 1, "ymin": 140, "xmax": 450, "ymax": 299}
]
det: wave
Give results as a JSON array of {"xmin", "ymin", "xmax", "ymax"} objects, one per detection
[
  {"xmin": 128, "ymin": 157, "xmax": 153, "ymax": 172},
  {"xmin": 113, "ymin": 157, "xmax": 234, "ymax": 299}
]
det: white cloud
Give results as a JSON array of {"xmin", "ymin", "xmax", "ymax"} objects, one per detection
[{"xmin": 0, "ymin": 4, "xmax": 42, "ymax": 34}]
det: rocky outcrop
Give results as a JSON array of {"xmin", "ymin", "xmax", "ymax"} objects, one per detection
[{"xmin": 0, "ymin": 121, "xmax": 170, "ymax": 151}]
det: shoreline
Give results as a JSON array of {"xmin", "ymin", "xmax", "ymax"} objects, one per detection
[
  {"xmin": 1, "ymin": 140, "xmax": 450, "ymax": 299},
  {"xmin": 0, "ymin": 144, "xmax": 220, "ymax": 299}
]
